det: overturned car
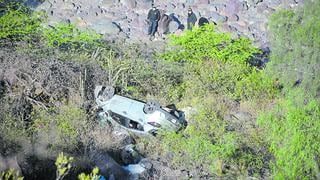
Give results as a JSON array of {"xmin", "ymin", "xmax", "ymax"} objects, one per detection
[{"xmin": 94, "ymin": 86, "xmax": 187, "ymax": 136}]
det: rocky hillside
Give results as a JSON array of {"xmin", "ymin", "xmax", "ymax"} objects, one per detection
[{"xmin": 34, "ymin": 0, "xmax": 303, "ymax": 47}]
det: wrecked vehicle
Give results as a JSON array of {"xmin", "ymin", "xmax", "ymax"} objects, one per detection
[{"xmin": 94, "ymin": 86, "xmax": 187, "ymax": 136}]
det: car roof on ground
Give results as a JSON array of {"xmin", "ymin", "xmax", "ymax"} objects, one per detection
[{"xmin": 106, "ymin": 95, "xmax": 146, "ymax": 122}]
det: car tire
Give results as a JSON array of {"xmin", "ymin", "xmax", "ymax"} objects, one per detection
[
  {"xmin": 98, "ymin": 85, "xmax": 115, "ymax": 101},
  {"xmin": 143, "ymin": 100, "xmax": 160, "ymax": 114}
]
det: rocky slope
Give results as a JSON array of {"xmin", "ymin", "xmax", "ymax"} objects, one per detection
[{"xmin": 33, "ymin": 0, "xmax": 303, "ymax": 47}]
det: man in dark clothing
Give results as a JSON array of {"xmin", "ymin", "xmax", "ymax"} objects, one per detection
[
  {"xmin": 187, "ymin": 7, "xmax": 197, "ymax": 30},
  {"xmin": 169, "ymin": 13, "xmax": 185, "ymax": 30},
  {"xmin": 147, "ymin": 5, "xmax": 161, "ymax": 38}
]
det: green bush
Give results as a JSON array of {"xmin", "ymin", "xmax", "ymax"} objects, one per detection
[
  {"xmin": 258, "ymin": 90, "xmax": 320, "ymax": 179},
  {"xmin": 267, "ymin": 1, "xmax": 320, "ymax": 96},
  {"xmin": 161, "ymin": 24, "xmax": 259, "ymax": 64},
  {"xmin": 261, "ymin": 2, "xmax": 320, "ymax": 178},
  {"xmin": 160, "ymin": 23, "xmax": 276, "ymax": 101},
  {"xmin": 78, "ymin": 167, "xmax": 100, "ymax": 180},
  {"xmin": 55, "ymin": 152, "xmax": 74, "ymax": 180},
  {"xmin": 235, "ymin": 69, "xmax": 277, "ymax": 100},
  {"xmin": 160, "ymin": 104, "xmax": 238, "ymax": 176},
  {"xmin": 0, "ymin": 168, "xmax": 23, "ymax": 180},
  {"xmin": 0, "ymin": 6, "xmax": 44, "ymax": 41},
  {"xmin": 179, "ymin": 60, "xmax": 276, "ymax": 101},
  {"xmin": 31, "ymin": 105, "xmax": 89, "ymax": 152},
  {"xmin": 42, "ymin": 23, "xmax": 103, "ymax": 52}
]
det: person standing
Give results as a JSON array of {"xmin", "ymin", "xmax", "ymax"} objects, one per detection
[
  {"xmin": 147, "ymin": 4, "xmax": 161, "ymax": 39},
  {"xmin": 187, "ymin": 7, "xmax": 197, "ymax": 30}
]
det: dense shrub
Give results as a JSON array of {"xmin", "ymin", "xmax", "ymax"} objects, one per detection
[
  {"xmin": 258, "ymin": 1, "xmax": 320, "ymax": 178},
  {"xmin": 258, "ymin": 90, "xmax": 320, "ymax": 179},
  {"xmin": 159, "ymin": 97, "xmax": 269, "ymax": 178},
  {"xmin": 162, "ymin": 24, "xmax": 259, "ymax": 64},
  {"xmin": 0, "ymin": 114, "xmax": 28, "ymax": 156},
  {"xmin": 160, "ymin": 23, "xmax": 277, "ymax": 100},
  {"xmin": 31, "ymin": 105, "xmax": 90, "ymax": 152},
  {"xmin": 42, "ymin": 23, "xmax": 104, "ymax": 52},
  {"xmin": 0, "ymin": 6, "xmax": 43, "ymax": 41},
  {"xmin": 180, "ymin": 61, "xmax": 276, "ymax": 100},
  {"xmin": 160, "ymin": 104, "xmax": 238, "ymax": 176},
  {"xmin": 267, "ymin": 1, "xmax": 320, "ymax": 96}
]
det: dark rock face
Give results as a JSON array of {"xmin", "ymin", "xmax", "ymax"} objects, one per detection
[
  {"xmin": 91, "ymin": 151, "xmax": 130, "ymax": 178},
  {"xmin": 18, "ymin": 155, "xmax": 56, "ymax": 180}
]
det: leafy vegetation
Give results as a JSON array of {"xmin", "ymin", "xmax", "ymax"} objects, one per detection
[
  {"xmin": 31, "ymin": 105, "xmax": 90, "ymax": 152},
  {"xmin": 42, "ymin": 23, "xmax": 103, "ymax": 52},
  {"xmin": 161, "ymin": 105, "xmax": 238, "ymax": 176},
  {"xmin": 0, "ymin": 168, "xmax": 24, "ymax": 180},
  {"xmin": 78, "ymin": 167, "xmax": 100, "ymax": 180},
  {"xmin": 267, "ymin": 1, "xmax": 320, "ymax": 95},
  {"xmin": 162, "ymin": 24, "xmax": 276, "ymax": 100},
  {"xmin": 55, "ymin": 152, "xmax": 74, "ymax": 180},
  {"xmin": 161, "ymin": 24, "xmax": 259, "ymax": 64},
  {"xmin": 258, "ymin": 90, "xmax": 320, "ymax": 179},
  {"xmin": 0, "ymin": 7, "xmax": 43, "ymax": 41},
  {"xmin": 55, "ymin": 152, "xmax": 101, "ymax": 180},
  {"xmin": 258, "ymin": 1, "xmax": 320, "ymax": 179}
]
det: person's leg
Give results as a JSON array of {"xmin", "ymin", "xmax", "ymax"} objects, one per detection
[
  {"xmin": 151, "ymin": 21, "xmax": 158, "ymax": 36},
  {"xmin": 187, "ymin": 23, "xmax": 191, "ymax": 30},
  {"xmin": 148, "ymin": 21, "xmax": 152, "ymax": 35}
]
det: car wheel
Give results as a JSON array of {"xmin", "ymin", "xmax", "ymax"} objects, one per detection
[
  {"xmin": 98, "ymin": 85, "xmax": 115, "ymax": 101},
  {"xmin": 143, "ymin": 100, "xmax": 160, "ymax": 114}
]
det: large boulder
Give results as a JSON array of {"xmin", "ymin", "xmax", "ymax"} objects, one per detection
[
  {"xmin": 208, "ymin": 12, "xmax": 227, "ymax": 23},
  {"xmin": 136, "ymin": 0, "xmax": 153, "ymax": 9},
  {"xmin": 121, "ymin": 0, "xmax": 137, "ymax": 8},
  {"xmin": 90, "ymin": 19, "xmax": 121, "ymax": 34},
  {"xmin": 120, "ymin": 144, "xmax": 142, "ymax": 165},
  {"xmin": 90, "ymin": 151, "xmax": 130, "ymax": 178}
]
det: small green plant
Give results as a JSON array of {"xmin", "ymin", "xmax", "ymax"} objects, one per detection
[
  {"xmin": 0, "ymin": 168, "xmax": 24, "ymax": 180},
  {"xmin": 55, "ymin": 152, "xmax": 74, "ymax": 180},
  {"xmin": 78, "ymin": 167, "xmax": 100, "ymax": 180}
]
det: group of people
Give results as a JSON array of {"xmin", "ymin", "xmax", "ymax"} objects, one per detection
[{"xmin": 147, "ymin": 4, "xmax": 208, "ymax": 40}]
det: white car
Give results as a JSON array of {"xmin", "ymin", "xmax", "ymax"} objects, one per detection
[{"xmin": 94, "ymin": 86, "xmax": 187, "ymax": 136}]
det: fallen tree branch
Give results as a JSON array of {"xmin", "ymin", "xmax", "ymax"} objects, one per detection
[{"xmin": 25, "ymin": 96, "xmax": 48, "ymax": 111}]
